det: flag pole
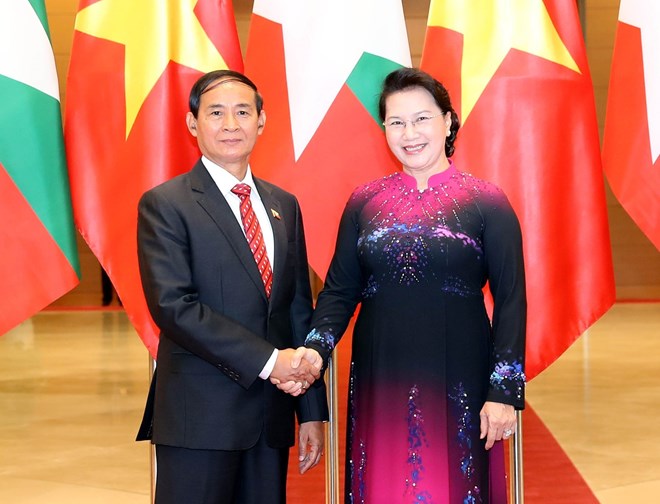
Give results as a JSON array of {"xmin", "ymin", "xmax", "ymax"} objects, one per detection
[
  {"xmin": 149, "ymin": 354, "xmax": 156, "ymax": 504},
  {"xmin": 325, "ymin": 352, "xmax": 340, "ymax": 504},
  {"xmin": 577, "ymin": 0, "xmax": 586, "ymax": 37},
  {"xmin": 509, "ymin": 410, "xmax": 524, "ymax": 504}
]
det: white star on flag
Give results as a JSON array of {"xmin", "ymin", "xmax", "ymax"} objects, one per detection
[
  {"xmin": 619, "ymin": 0, "xmax": 660, "ymax": 162},
  {"xmin": 253, "ymin": 0, "xmax": 410, "ymax": 160}
]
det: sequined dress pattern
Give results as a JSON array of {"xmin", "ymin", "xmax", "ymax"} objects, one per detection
[{"xmin": 306, "ymin": 164, "xmax": 526, "ymax": 503}]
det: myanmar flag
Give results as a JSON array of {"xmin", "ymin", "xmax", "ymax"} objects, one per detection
[
  {"xmin": 65, "ymin": 0, "xmax": 243, "ymax": 356},
  {"xmin": 603, "ymin": 0, "xmax": 660, "ymax": 250},
  {"xmin": 421, "ymin": 0, "xmax": 615, "ymax": 379},
  {"xmin": 245, "ymin": 0, "xmax": 411, "ymax": 277},
  {"xmin": 0, "ymin": 0, "xmax": 80, "ymax": 336}
]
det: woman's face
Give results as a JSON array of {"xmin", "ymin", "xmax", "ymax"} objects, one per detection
[{"xmin": 383, "ymin": 86, "xmax": 452, "ymax": 175}]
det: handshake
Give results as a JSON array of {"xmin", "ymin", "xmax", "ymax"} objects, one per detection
[{"xmin": 270, "ymin": 347, "xmax": 323, "ymax": 396}]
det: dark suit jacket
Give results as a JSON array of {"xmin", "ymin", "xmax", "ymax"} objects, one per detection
[{"xmin": 136, "ymin": 160, "xmax": 328, "ymax": 450}]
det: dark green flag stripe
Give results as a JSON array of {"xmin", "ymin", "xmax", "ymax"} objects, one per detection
[
  {"xmin": 26, "ymin": 0, "xmax": 52, "ymax": 40},
  {"xmin": 0, "ymin": 76, "xmax": 80, "ymax": 275},
  {"xmin": 346, "ymin": 53, "xmax": 403, "ymax": 127}
]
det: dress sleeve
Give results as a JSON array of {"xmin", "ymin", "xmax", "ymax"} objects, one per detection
[
  {"xmin": 482, "ymin": 189, "xmax": 527, "ymax": 409},
  {"xmin": 305, "ymin": 197, "xmax": 365, "ymax": 362}
]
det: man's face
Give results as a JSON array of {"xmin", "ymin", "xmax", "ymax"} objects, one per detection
[{"xmin": 186, "ymin": 79, "xmax": 265, "ymax": 174}]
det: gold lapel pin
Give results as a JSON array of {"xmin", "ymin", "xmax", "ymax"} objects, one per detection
[{"xmin": 271, "ymin": 209, "xmax": 281, "ymax": 220}]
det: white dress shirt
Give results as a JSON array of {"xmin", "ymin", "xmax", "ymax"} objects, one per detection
[{"xmin": 201, "ymin": 156, "xmax": 278, "ymax": 379}]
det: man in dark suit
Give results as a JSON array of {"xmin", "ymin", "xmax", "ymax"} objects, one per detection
[{"xmin": 136, "ymin": 69, "xmax": 328, "ymax": 504}]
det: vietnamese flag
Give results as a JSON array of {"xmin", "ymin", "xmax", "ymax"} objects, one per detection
[
  {"xmin": 421, "ymin": 0, "xmax": 615, "ymax": 379},
  {"xmin": 0, "ymin": 0, "xmax": 80, "ymax": 336},
  {"xmin": 244, "ymin": 0, "xmax": 411, "ymax": 277},
  {"xmin": 602, "ymin": 0, "xmax": 660, "ymax": 250},
  {"xmin": 65, "ymin": 0, "xmax": 243, "ymax": 356}
]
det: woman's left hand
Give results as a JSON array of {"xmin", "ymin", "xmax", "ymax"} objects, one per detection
[{"xmin": 479, "ymin": 401, "xmax": 516, "ymax": 450}]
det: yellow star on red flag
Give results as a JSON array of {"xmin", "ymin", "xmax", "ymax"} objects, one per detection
[
  {"xmin": 428, "ymin": 0, "xmax": 579, "ymax": 122},
  {"xmin": 75, "ymin": 0, "xmax": 228, "ymax": 138}
]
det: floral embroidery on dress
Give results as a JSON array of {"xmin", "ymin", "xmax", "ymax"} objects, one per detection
[
  {"xmin": 490, "ymin": 359, "xmax": 526, "ymax": 401},
  {"xmin": 450, "ymin": 382, "xmax": 483, "ymax": 503},
  {"xmin": 304, "ymin": 327, "xmax": 336, "ymax": 352},
  {"xmin": 404, "ymin": 385, "xmax": 433, "ymax": 502}
]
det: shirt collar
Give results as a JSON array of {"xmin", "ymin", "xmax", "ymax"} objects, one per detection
[{"xmin": 201, "ymin": 156, "xmax": 260, "ymax": 200}]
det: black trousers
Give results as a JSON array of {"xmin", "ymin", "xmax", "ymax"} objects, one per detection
[{"xmin": 154, "ymin": 433, "xmax": 289, "ymax": 504}]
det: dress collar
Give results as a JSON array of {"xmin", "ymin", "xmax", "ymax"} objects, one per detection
[{"xmin": 399, "ymin": 160, "xmax": 456, "ymax": 191}]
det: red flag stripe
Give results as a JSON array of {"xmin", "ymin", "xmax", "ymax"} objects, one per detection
[
  {"xmin": 0, "ymin": 165, "xmax": 78, "ymax": 335},
  {"xmin": 603, "ymin": 21, "xmax": 660, "ymax": 250}
]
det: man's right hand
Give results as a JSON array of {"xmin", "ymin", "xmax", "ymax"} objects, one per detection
[{"xmin": 270, "ymin": 347, "xmax": 322, "ymax": 396}]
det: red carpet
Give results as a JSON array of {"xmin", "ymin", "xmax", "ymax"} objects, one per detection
[
  {"xmin": 287, "ymin": 323, "xmax": 599, "ymax": 503},
  {"xmin": 520, "ymin": 405, "xmax": 599, "ymax": 503}
]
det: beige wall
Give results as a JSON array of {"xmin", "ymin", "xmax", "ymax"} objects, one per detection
[{"xmin": 48, "ymin": 0, "xmax": 659, "ymax": 305}]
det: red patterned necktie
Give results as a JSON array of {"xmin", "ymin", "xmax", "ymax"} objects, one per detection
[{"xmin": 231, "ymin": 184, "xmax": 273, "ymax": 298}]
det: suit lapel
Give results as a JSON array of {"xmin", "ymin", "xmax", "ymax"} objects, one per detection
[{"xmin": 190, "ymin": 161, "xmax": 267, "ymax": 299}]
